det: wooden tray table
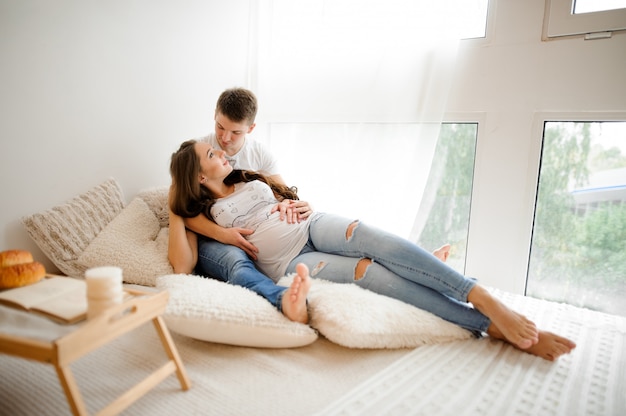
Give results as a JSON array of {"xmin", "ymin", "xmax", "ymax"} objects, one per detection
[{"xmin": 0, "ymin": 288, "xmax": 191, "ymax": 416}]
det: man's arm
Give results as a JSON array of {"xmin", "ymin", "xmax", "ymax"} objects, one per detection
[
  {"xmin": 268, "ymin": 173, "xmax": 314, "ymax": 223},
  {"xmin": 184, "ymin": 214, "xmax": 260, "ymax": 260}
]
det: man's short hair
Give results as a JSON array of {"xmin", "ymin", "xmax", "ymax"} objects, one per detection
[{"xmin": 216, "ymin": 88, "xmax": 258, "ymax": 125}]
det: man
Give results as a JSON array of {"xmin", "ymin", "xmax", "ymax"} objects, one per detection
[{"xmin": 180, "ymin": 88, "xmax": 312, "ymax": 284}]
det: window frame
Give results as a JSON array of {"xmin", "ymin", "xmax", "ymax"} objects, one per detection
[
  {"xmin": 416, "ymin": 118, "xmax": 481, "ymax": 274},
  {"xmin": 526, "ymin": 111, "xmax": 626, "ymax": 294},
  {"xmin": 543, "ymin": 0, "xmax": 626, "ymax": 40}
]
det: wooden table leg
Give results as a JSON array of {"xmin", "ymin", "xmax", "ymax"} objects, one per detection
[
  {"xmin": 55, "ymin": 363, "xmax": 88, "ymax": 416},
  {"xmin": 152, "ymin": 316, "xmax": 192, "ymax": 390}
]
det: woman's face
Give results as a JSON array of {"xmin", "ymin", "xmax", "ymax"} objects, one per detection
[{"xmin": 194, "ymin": 141, "xmax": 233, "ymax": 185}]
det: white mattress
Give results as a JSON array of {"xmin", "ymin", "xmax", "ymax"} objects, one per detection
[
  {"xmin": 0, "ymin": 288, "xmax": 624, "ymax": 415},
  {"xmin": 316, "ymin": 288, "xmax": 626, "ymax": 416}
]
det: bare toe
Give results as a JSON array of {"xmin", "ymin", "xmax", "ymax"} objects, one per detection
[
  {"xmin": 487, "ymin": 318, "xmax": 538, "ymax": 350},
  {"xmin": 522, "ymin": 331, "xmax": 576, "ymax": 361},
  {"xmin": 433, "ymin": 244, "xmax": 451, "ymax": 262},
  {"xmin": 472, "ymin": 286, "xmax": 539, "ymax": 350},
  {"xmin": 282, "ymin": 263, "xmax": 311, "ymax": 324}
]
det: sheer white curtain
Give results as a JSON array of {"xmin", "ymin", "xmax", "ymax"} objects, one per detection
[{"xmin": 250, "ymin": 0, "xmax": 463, "ymax": 240}]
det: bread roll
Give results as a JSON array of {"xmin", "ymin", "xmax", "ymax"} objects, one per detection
[
  {"xmin": 0, "ymin": 250, "xmax": 46, "ymax": 289},
  {"xmin": 0, "ymin": 249, "xmax": 34, "ymax": 268},
  {"xmin": 0, "ymin": 261, "xmax": 46, "ymax": 289}
]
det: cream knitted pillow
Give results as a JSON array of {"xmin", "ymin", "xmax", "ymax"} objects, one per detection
[
  {"xmin": 136, "ymin": 186, "xmax": 169, "ymax": 228},
  {"xmin": 78, "ymin": 197, "xmax": 173, "ymax": 286}
]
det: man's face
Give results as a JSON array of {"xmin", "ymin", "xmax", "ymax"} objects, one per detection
[{"xmin": 214, "ymin": 112, "xmax": 255, "ymax": 156}]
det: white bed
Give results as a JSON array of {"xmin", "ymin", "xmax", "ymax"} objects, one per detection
[
  {"xmin": 3, "ymin": 178, "xmax": 624, "ymax": 415},
  {"xmin": 317, "ymin": 288, "xmax": 626, "ymax": 416},
  {"xmin": 1, "ymin": 287, "xmax": 624, "ymax": 416}
]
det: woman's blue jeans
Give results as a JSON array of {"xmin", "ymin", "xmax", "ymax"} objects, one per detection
[
  {"xmin": 195, "ymin": 235, "xmax": 286, "ymax": 311},
  {"xmin": 286, "ymin": 213, "xmax": 491, "ymax": 336}
]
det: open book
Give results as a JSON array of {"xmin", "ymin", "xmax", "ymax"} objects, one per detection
[{"xmin": 0, "ymin": 276, "xmax": 87, "ymax": 324}]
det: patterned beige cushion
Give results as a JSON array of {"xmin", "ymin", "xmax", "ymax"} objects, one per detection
[{"xmin": 21, "ymin": 178, "xmax": 125, "ymax": 277}]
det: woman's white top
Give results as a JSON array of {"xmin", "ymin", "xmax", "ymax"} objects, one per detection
[{"xmin": 210, "ymin": 180, "xmax": 314, "ymax": 280}]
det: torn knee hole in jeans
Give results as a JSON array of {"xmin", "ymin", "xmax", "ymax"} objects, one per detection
[
  {"xmin": 310, "ymin": 257, "xmax": 371, "ymax": 280},
  {"xmin": 354, "ymin": 258, "xmax": 372, "ymax": 281},
  {"xmin": 345, "ymin": 220, "xmax": 359, "ymax": 240},
  {"xmin": 311, "ymin": 261, "xmax": 327, "ymax": 277}
]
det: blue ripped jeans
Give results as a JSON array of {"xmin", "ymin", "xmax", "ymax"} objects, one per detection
[
  {"xmin": 194, "ymin": 236, "xmax": 286, "ymax": 311},
  {"xmin": 286, "ymin": 213, "xmax": 491, "ymax": 336}
]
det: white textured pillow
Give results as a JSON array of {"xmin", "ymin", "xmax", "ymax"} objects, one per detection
[
  {"xmin": 156, "ymin": 274, "xmax": 318, "ymax": 348},
  {"xmin": 21, "ymin": 178, "xmax": 125, "ymax": 277},
  {"xmin": 78, "ymin": 197, "xmax": 173, "ymax": 286},
  {"xmin": 279, "ymin": 275, "xmax": 472, "ymax": 349},
  {"xmin": 157, "ymin": 271, "xmax": 470, "ymax": 350}
]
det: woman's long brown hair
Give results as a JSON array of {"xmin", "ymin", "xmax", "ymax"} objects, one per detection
[{"xmin": 169, "ymin": 139, "xmax": 298, "ymax": 221}]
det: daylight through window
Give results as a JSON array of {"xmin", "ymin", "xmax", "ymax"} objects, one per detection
[
  {"xmin": 574, "ymin": 0, "xmax": 626, "ymax": 14},
  {"xmin": 527, "ymin": 121, "xmax": 626, "ymax": 316}
]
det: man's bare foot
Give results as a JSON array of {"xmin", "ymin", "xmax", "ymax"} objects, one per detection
[
  {"xmin": 521, "ymin": 331, "xmax": 576, "ymax": 361},
  {"xmin": 281, "ymin": 263, "xmax": 311, "ymax": 324},
  {"xmin": 470, "ymin": 286, "xmax": 539, "ymax": 349},
  {"xmin": 433, "ymin": 244, "xmax": 451, "ymax": 262}
]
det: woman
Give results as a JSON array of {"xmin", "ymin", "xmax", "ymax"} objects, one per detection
[{"xmin": 169, "ymin": 139, "xmax": 576, "ymax": 361}]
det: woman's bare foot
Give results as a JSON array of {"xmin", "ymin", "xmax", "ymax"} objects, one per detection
[
  {"xmin": 470, "ymin": 285, "xmax": 539, "ymax": 350},
  {"xmin": 281, "ymin": 263, "xmax": 311, "ymax": 324},
  {"xmin": 488, "ymin": 326, "xmax": 576, "ymax": 360},
  {"xmin": 522, "ymin": 331, "xmax": 576, "ymax": 361},
  {"xmin": 433, "ymin": 244, "xmax": 451, "ymax": 262}
]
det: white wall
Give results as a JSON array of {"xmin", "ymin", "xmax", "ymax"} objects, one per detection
[
  {"xmin": 0, "ymin": 0, "xmax": 252, "ymax": 272},
  {"xmin": 1, "ymin": 0, "xmax": 625, "ymax": 294}
]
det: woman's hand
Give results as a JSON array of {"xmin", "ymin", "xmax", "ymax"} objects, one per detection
[{"xmin": 271, "ymin": 199, "xmax": 313, "ymax": 224}]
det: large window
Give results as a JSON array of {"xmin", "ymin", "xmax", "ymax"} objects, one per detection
[
  {"xmin": 574, "ymin": 0, "xmax": 626, "ymax": 14},
  {"xmin": 459, "ymin": 0, "xmax": 490, "ymax": 39},
  {"xmin": 527, "ymin": 121, "xmax": 626, "ymax": 316},
  {"xmin": 255, "ymin": 2, "xmax": 483, "ymax": 275},
  {"xmin": 416, "ymin": 123, "xmax": 477, "ymax": 273},
  {"xmin": 543, "ymin": 0, "xmax": 626, "ymax": 39},
  {"xmin": 269, "ymin": 122, "xmax": 478, "ymax": 274}
]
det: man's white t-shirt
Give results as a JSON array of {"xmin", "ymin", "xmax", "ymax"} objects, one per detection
[{"xmin": 200, "ymin": 133, "xmax": 279, "ymax": 176}]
